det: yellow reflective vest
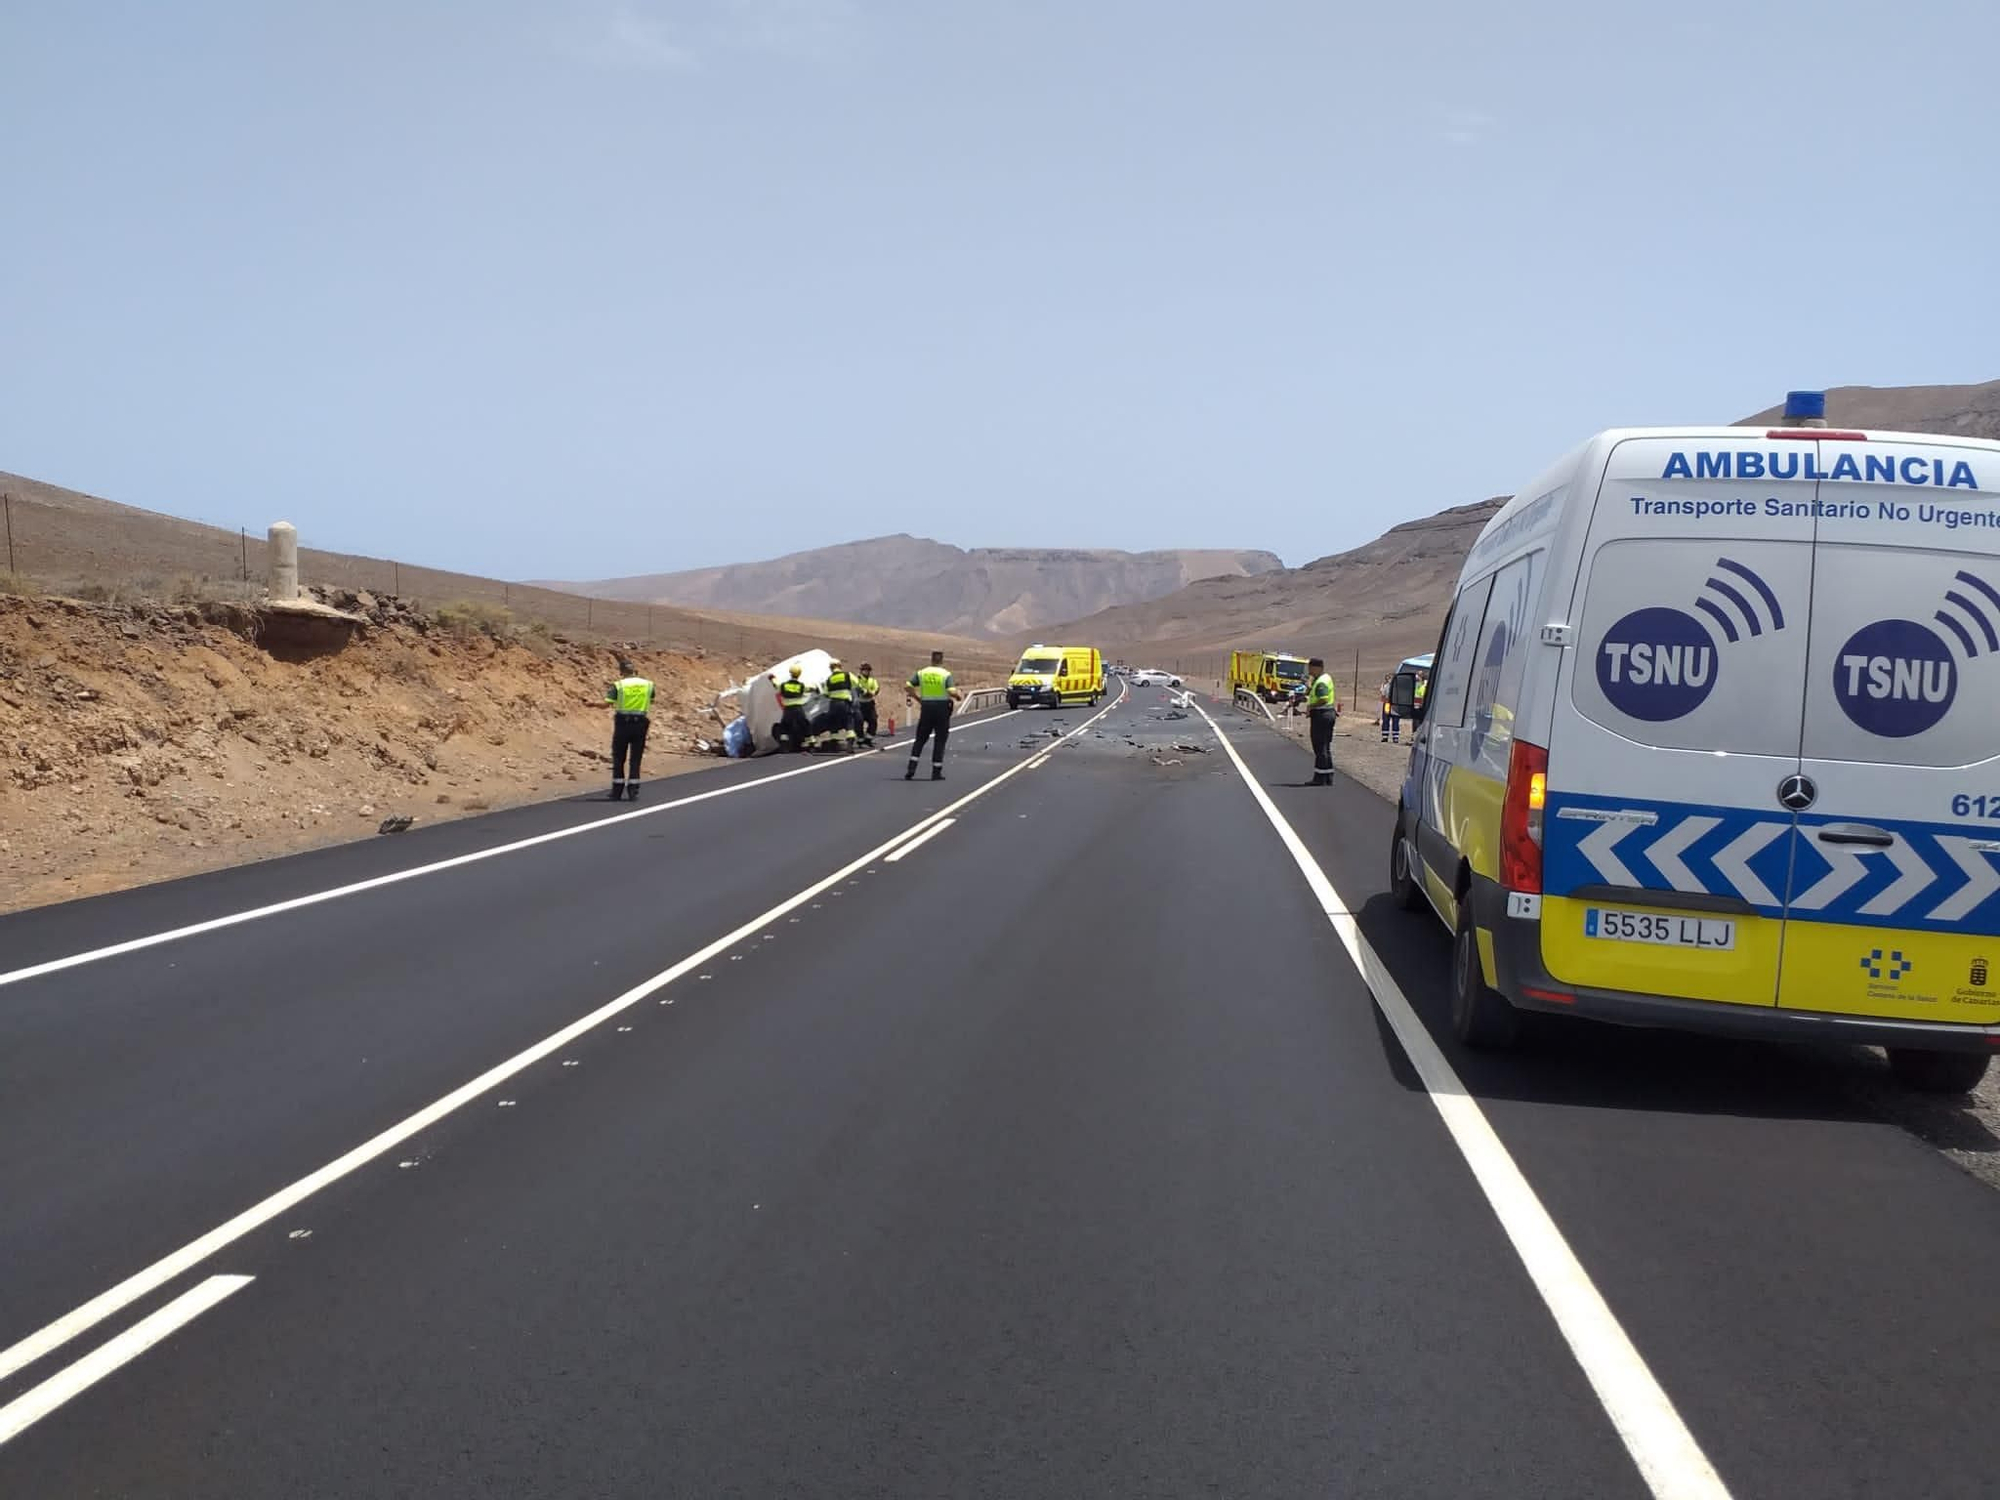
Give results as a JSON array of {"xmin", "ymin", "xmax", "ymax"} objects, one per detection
[
  {"xmin": 608, "ymin": 676, "xmax": 655, "ymax": 714},
  {"xmin": 910, "ymin": 665, "xmax": 953, "ymax": 701},
  {"xmin": 824, "ymin": 669, "xmax": 853, "ymax": 701}
]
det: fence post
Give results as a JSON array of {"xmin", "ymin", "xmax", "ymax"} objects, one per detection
[
  {"xmin": 393, "ymin": 560, "xmax": 401, "ymax": 596},
  {"xmin": 3, "ymin": 492, "xmax": 13, "ymax": 575}
]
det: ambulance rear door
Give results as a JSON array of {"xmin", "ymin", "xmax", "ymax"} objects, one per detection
[{"xmin": 1780, "ymin": 439, "xmax": 2000, "ymax": 1022}]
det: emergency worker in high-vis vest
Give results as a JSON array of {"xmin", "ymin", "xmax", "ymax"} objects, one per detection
[
  {"xmin": 1306, "ymin": 656, "xmax": 1339, "ymax": 787},
  {"xmin": 855, "ymin": 663, "xmax": 880, "ymax": 746},
  {"xmin": 776, "ymin": 663, "xmax": 811, "ymax": 752},
  {"xmin": 603, "ymin": 656, "xmax": 656, "ymax": 801},
  {"xmin": 822, "ymin": 658, "xmax": 857, "ymax": 753},
  {"xmin": 904, "ymin": 649, "xmax": 963, "ymax": 781}
]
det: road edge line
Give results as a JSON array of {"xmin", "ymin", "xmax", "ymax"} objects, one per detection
[{"xmin": 1192, "ymin": 702, "xmax": 1733, "ymax": 1500}]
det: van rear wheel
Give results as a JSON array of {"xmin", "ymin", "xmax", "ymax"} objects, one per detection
[
  {"xmin": 1451, "ymin": 905, "xmax": 1519, "ymax": 1050},
  {"xmin": 1389, "ymin": 824, "xmax": 1424, "ymax": 912},
  {"xmin": 1887, "ymin": 1047, "xmax": 1991, "ymax": 1095}
]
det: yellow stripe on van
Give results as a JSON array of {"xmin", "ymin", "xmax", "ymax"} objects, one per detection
[
  {"xmin": 1540, "ymin": 896, "xmax": 1781, "ymax": 1007},
  {"xmin": 1443, "ymin": 764, "xmax": 1504, "ymax": 884},
  {"xmin": 1779, "ymin": 921, "xmax": 2000, "ymax": 1025}
]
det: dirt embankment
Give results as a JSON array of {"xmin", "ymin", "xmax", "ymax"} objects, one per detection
[{"xmin": 0, "ymin": 590, "xmax": 770, "ymax": 913}]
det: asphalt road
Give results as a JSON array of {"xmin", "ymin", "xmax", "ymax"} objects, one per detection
[{"xmin": 4, "ymin": 685, "xmax": 1999, "ymax": 1498}]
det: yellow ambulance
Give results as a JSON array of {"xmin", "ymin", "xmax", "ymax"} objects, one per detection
[{"xmin": 1008, "ymin": 645, "xmax": 1105, "ymax": 709}]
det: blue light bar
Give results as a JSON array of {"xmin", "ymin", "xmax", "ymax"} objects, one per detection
[{"xmin": 1783, "ymin": 390, "xmax": 1826, "ymax": 421}]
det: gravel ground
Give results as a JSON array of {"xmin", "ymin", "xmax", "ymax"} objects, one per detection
[{"xmin": 1221, "ymin": 691, "xmax": 2000, "ymax": 1194}]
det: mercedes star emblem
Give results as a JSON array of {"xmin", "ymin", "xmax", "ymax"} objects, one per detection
[{"xmin": 1777, "ymin": 774, "xmax": 1817, "ymax": 812}]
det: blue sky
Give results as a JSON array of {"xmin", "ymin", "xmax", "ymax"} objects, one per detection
[{"xmin": 3, "ymin": 0, "xmax": 1996, "ymax": 579}]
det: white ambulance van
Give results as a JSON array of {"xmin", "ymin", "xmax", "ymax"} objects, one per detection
[{"xmin": 1388, "ymin": 393, "xmax": 2000, "ymax": 1092}]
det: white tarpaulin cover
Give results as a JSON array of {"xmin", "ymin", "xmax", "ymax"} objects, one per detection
[{"xmin": 726, "ymin": 648, "xmax": 835, "ymax": 756}]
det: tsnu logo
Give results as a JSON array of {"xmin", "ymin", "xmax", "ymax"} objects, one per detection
[
  {"xmin": 1832, "ymin": 570, "xmax": 1999, "ymax": 738},
  {"xmin": 1597, "ymin": 558, "xmax": 1784, "ymax": 722}
]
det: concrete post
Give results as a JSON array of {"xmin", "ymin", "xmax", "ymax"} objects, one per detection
[{"xmin": 269, "ymin": 521, "xmax": 299, "ymax": 602}]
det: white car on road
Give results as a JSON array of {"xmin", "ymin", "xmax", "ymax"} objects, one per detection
[{"xmin": 1130, "ymin": 669, "xmax": 1183, "ymax": 688}]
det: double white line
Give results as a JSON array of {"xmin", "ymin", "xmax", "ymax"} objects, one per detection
[{"xmin": 0, "ymin": 686, "xmax": 1123, "ymax": 1444}]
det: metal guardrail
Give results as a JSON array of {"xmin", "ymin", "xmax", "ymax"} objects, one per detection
[
  {"xmin": 956, "ymin": 687, "xmax": 1011, "ymax": 716},
  {"xmin": 1234, "ymin": 687, "xmax": 1277, "ymax": 723}
]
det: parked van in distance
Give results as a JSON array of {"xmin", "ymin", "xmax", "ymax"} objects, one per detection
[{"xmin": 1388, "ymin": 392, "xmax": 2000, "ymax": 1092}]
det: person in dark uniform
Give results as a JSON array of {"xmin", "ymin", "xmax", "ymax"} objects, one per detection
[
  {"xmin": 603, "ymin": 656, "xmax": 655, "ymax": 800},
  {"xmin": 855, "ymin": 663, "xmax": 880, "ymax": 746},
  {"xmin": 776, "ymin": 663, "xmax": 811, "ymax": 752},
  {"xmin": 904, "ymin": 649, "xmax": 963, "ymax": 781},
  {"xmin": 1305, "ymin": 656, "xmax": 1338, "ymax": 787}
]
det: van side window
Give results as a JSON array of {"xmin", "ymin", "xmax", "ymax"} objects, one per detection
[
  {"xmin": 1468, "ymin": 551, "xmax": 1541, "ymax": 778},
  {"xmin": 1429, "ymin": 575, "xmax": 1494, "ymax": 729}
]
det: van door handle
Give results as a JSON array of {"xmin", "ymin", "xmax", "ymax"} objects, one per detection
[{"xmin": 1816, "ymin": 824, "xmax": 1894, "ymax": 847}]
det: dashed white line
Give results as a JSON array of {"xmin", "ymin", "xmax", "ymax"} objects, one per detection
[
  {"xmin": 0, "ymin": 1276, "xmax": 254, "ymax": 1447},
  {"xmin": 884, "ymin": 818, "xmax": 956, "ymax": 863},
  {"xmin": 0, "ymin": 684, "xmax": 1127, "ymax": 1390},
  {"xmin": 1193, "ymin": 701, "xmax": 1732, "ymax": 1500}
]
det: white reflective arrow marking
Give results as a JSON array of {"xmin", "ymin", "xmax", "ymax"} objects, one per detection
[
  {"xmin": 1858, "ymin": 837, "xmax": 1935, "ymax": 917},
  {"xmin": 1929, "ymin": 837, "xmax": 2000, "ymax": 922},
  {"xmin": 1647, "ymin": 816, "xmax": 1718, "ymax": 894},
  {"xmin": 1791, "ymin": 842, "xmax": 1871, "ymax": 912},
  {"xmin": 1576, "ymin": 819, "xmax": 1640, "ymax": 886},
  {"xmin": 1712, "ymin": 823, "xmax": 1784, "ymax": 908}
]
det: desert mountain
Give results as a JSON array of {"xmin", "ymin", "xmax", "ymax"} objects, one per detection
[
  {"xmin": 1736, "ymin": 379, "xmax": 2000, "ymax": 439},
  {"xmin": 1059, "ymin": 379, "xmax": 2000, "ymax": 677},
  {"xmin": 540, "ymin": 536, "xmax": 1283, "ymax": 638}
]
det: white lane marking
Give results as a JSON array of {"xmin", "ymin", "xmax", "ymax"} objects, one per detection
[
  {"xmin": 884, "ymin": 818, "xmax": 956, "ymax": 863},
  {"xmin": 0, "ymin": 1275, "xmax": 254, "ymax": 1448},
  {"xmin": 1027, "ymin": 756, "xmax": 1049, "ymax": 770},
  {"xmin": 0, "ymin": 683, "xmax": 1128, "ymax": 1387},
  {"xmin": 1192, "ymin": 702, "xmax": 1732, "ymax": 1500},
  {"xmin": 0, "ymin": 752, "xmax": 879, "ymax": 993}
]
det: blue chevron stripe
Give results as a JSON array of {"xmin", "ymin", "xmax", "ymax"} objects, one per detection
[{"xmin": 1542, "ymin": 791, "xmax": 2000, "ymax": 935}]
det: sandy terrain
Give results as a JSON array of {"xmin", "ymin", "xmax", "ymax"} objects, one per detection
[{"xmin": 0, "ymin": 588, "xmax": 1002, "ymax": 915}]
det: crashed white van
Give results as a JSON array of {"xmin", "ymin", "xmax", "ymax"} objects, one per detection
[{"xmin": 1388, "ymin": 392, "xmax": 2000, "ymax": 1092}]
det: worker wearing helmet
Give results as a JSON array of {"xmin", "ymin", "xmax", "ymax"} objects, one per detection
[
  {"xmin": 775, "ymin": 662, "xmax": 811, "ymax": 753},
  {"xmin": 822, "ymin": 657, "xmax": 857, "ymax": 753},
  {"xmin": 855, "ymin": 663, "xmax": 880, "ymax": 746}
]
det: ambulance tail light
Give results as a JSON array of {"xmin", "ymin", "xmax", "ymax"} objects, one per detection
[{"xmin": 1500, "ymin": 739, "xmax": 1548, "ymax": 894}]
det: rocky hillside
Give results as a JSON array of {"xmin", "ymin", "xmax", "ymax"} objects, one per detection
[
  {"xmin": 1057, "ymin": 500, "xmax": 1504, "ymax": 673},
  {"xmin": 1737, "ymin": 379, "xmax": 2000, "ymax": 438},
  {"xmin": 0, "ymin": 587, "xmax": 995, "ymax": 915},
  {"xmin": 541, "ymin": 535, "xmax": 1284, "ymax": 638}
]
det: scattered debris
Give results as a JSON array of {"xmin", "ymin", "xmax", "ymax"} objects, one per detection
[
  {"xmin": 1151, "ymin": 756, "xmax": 1184, "ymax": 767},
  {"xmin": 377, "ymin": 813, "xmax": 415, "ymax": 834}
]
